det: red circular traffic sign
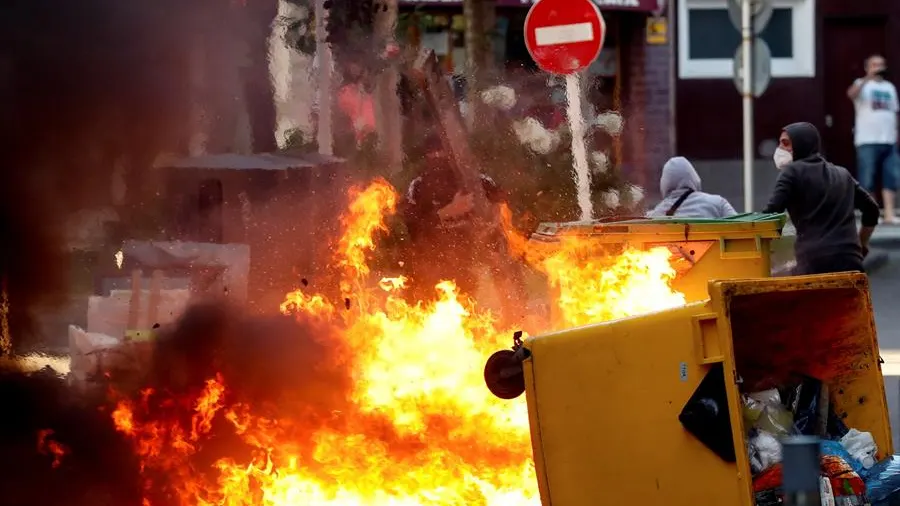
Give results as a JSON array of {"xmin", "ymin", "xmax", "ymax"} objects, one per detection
[{"xmin": 524, "ymin": 0, "xmax": 606, "ymax": 75}]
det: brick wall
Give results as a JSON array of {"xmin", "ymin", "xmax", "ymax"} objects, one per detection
[{"xmin": 621, "ymin": 14, "xmax": 674, "ymax": 202}]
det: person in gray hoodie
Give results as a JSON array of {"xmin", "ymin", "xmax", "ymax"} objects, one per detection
[{"xmin": 648, "ymin": 157, "xmax": 738, "ymax": 219}]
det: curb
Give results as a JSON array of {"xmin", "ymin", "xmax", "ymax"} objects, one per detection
[{"xmin": 870, "ymin": 236, "xmax": 900, "ymax": 249}]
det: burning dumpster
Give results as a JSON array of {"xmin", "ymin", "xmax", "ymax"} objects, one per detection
[
  {"xmin": 527, "ymin": 213, "xmax": 789, "ymax": 306},
  {"xmin": 485, "ymin": 272, "xmax": 891, "ymax": 506}
]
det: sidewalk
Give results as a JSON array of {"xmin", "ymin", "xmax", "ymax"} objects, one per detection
[
  {"xmin": 870, "ymin": 223, "xmax": 900, "ymax": 248},
  {"xmin": 863, "ymin": 221, "xmax": 900, "ymax": 272}
]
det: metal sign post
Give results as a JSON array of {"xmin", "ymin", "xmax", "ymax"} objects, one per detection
[
  {"xmin": 741, "ymin": 0, "xmax": 754, "ymax": 213},
  {"xmin": 782, "ymin": 436, "xmax": 823, "ymax": 506},
  {"xmin": 730, "ymin": 0, "xmax": 772, "ymax": 213}
]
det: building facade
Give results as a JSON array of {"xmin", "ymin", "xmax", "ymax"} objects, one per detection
[
  {"xmin": 398, "ymin": 0, "xmax": 676, "ymax": 199},
  {"xmin": 674, "ymin": 0, "xmax": 900, "ymax": 209}
]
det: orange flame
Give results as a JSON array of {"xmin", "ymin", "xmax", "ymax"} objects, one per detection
[
  {"xmin": 107, "ymin": 180, "xmax": 685, "ymax": 505},
  {"xmin": 37, "ymin": 429, "xmax": 69, "ymax": 469},
  {"xmin": 500, "ymin": 204, "xmax": 686, "ymax": 328},
  {"xmin": 337, "ymin": 178, "xmax": 397, "ymax": 295}
]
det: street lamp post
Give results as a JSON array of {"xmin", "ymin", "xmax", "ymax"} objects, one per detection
[{"xmin": 782, "ymin": 436, "xmax": 822, "ymax": 506}]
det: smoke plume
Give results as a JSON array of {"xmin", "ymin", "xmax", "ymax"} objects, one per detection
[{"xmin": 0, "ymin": 0, "xmax": 278, "ymax": 348}]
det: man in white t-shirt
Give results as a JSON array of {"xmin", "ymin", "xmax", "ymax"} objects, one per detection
[{"xmin": 847, "ymin": 54, "xmax": 900, "ymax": 223}]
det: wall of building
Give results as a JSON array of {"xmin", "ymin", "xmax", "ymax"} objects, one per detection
[
  {"xmin": 672, "ymin": 0, "xmax": 900, "ymax": 210},
  {"xmin": 621, "ymin": 12, "xmax": 675, "ymax": 201}
]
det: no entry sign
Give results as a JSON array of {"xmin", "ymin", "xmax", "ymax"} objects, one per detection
[{"xmin": 524, "ymin": 0, "xmax": 606, "ymax": 75}]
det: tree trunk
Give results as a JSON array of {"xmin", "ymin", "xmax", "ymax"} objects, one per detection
[
  {"xmin": 315, "ymin": 0, "xmax": 334, "ymax": 156},
  {"xmin": 374, "ymin": 0, "xmax": 403, "ymax": 174},
  {"xmin": 240, "ymin": 0, "xmax": 279, "ymax": 153},
  {"xmin": 463, "ymin": 0, "xmax": 495, "ymax": 127}
]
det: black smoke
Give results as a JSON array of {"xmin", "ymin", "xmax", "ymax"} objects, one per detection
[
  {"xmin": 0, "ymin": 0, "xmax": 279, "ymax": 349},
  {"xmin": 0, "ymin": 363, "xmax": 143, "ymax": 506}
]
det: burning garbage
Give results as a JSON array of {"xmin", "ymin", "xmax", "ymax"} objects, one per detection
[{"xmin": 15, "ymin": 176, "xmax": 693, "ymax": 506}]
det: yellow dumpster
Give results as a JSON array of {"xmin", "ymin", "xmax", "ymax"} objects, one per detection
[
  {"xmin": 485, "ymin": 273, "xmax": 890, "ymax": 506},
  {"xmin": 528, "ymin": 213, "xmax": 789, "ymax": 303}
]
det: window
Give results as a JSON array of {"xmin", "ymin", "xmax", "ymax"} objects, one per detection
[{"xmin": 678, "ymin": 0, "xmax": 814, "ymax": 79}]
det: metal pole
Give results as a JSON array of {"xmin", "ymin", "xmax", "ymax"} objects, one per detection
[
  {"xmin": 741, "ymin": 0, "xmax": 754, "ymax": 213},
  {"xmin": 782, "ymin": 436, "xmax": 822, "ymax": 506},
  {"xmin": 315, "ymin": 0, "xmax": 334, "ymax": 156}
]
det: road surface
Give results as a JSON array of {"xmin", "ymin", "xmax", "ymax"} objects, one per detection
[{"xmin": 871, "ymin": 253, "xmax": 900, "ymax": 445}]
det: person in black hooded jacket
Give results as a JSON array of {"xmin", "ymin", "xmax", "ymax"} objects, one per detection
[{"xmin": 764, "ymin": 122, "xmax": 880, "ymax": 275}]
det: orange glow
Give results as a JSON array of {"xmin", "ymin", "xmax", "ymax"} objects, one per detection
[
  {"xmin": 37, "ymin": 429, "xmax": 69, "ymax": 469},
  {"xmin": 107, "ymin": 181, "xmax": 685, "ymax": 505},
  {"xmin": 500, "ymin": 203, "xmax": 686, "ymax": 329}
]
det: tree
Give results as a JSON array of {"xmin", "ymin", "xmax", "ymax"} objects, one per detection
[{"xmin": 462, "ymin": 0, "xmax": 496, "ymax": 126}]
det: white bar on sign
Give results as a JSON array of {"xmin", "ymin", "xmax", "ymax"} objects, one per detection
[{"xmin": 534, "ymin": 22, "xmax": 594, "ymax": 47}]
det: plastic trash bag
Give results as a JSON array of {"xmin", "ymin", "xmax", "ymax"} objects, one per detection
[
  {"xmin": 743, "ymin": 390, "xmax": 794, "ymax": 436},
  {"xmin": 749, "ymin": 430, "xmax": 783, "ymax": 474},
  {"xmin": 822, "ymin": 455, "xmax": 868, "ymax": 504},
  {"xmin": 822, "ymin": 439, "xmax": 865, "ymax": 476},
  {"xmin": 788, "ymin": 376, "xmax": 823, "ymax": 436},
  {"xmin": 754, "ymin": 488, "xmax": 782, "ymax": 506},
  {"xmin": 753, "ymin": 456, "xmax": 868, "ymax": 505},
  {"xmin": 843, "ymin": 429, "xmax": 878, "ymax": 470},
  {"xmin": 866, "ymin": 456, "xmax": 900, "ymax": 504},
  {"xmin": 865, "ymin": 455, "xmax": 900, "ymax": 504},
  {"xmin": 821, "ymin": 476, "xmax": 837, "ymax": 506},
  {"xmin": 749, "ymin": 389, "xmax": 783, "ymax": 405}
]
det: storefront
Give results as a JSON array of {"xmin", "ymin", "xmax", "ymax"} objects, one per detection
[{"xmin": 397, "ymin": 0, "xmax": 672, "ymax": 193}]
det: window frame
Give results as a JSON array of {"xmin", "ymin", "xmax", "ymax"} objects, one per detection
[{"xmin": 677, "ymin": 0, "xmax": 815, "ymax": 79}]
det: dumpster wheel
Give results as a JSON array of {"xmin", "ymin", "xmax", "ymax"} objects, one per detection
[{"xmin": 484, "ymin": 349, "xmax": 526, "ymax": 400}]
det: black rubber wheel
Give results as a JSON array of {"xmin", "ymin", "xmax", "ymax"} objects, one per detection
[{"xmin": 484, "ymin": 349, "xmax": 525, "ymax": 400}]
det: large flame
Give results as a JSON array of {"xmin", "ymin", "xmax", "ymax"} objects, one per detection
[
  {"xmin": 109, "ymin": 178, "xmax": 686, "ymax": 505},
  {"xmin": 499, "ymin": 205, "xmax": 686, "ymax": 329}
]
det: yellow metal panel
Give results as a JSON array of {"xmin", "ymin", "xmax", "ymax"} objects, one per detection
[
  {"xmin": 707, "ymin": 273, "xmax": 893, "ymax": 457},
  {"xmin": 525, "ymin": 302, "xmax": 748, "ymax": 506},
  {"xmin": 523, "ymin": 272, "xmax": 889, "ymax": 506}
]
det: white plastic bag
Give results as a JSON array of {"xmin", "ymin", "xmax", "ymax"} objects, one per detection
[
  {"xmin": 749, "ymin": 430, "xmax": 783, "ymax": 473},
  {"xmin": 841, "ymin": 428, "xmax": 877, "ymax": 469},
  {"xmin": 820, "ymin": 476, "xmax": 836, "ymax": 506}
]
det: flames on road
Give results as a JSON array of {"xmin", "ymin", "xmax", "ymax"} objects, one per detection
[{"xmin": 104, "ymin": 178, "xmax": 685, "ymax": 505}]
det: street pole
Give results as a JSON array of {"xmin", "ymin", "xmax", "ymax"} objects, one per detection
[
  {"xmin": 315, "ymin": 0, "xmax": 334, "ymax": 156},
  {"xmin": 374, "ymin": 0, "xmax": 403, "ymax": 174},
  {"xmin": 782, "ymin": 436, "xmax": 822, "ymax": 506},
  {"xmin": 741, "ymin": 0, "xmax": 754, "ymax": 213}
]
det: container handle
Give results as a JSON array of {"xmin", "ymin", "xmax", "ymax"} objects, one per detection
[
  {"xmin": 692, "ymin": 313, "xmax": 725, "ymax": 364},
  {"xmin": 719, "ymin": 236, "xmax": 763, "ymax": 260}
]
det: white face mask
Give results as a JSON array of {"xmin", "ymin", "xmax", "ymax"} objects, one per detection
[{"xmin": 773, "ymin": 147, "xmax": 793, "ymax": 169}]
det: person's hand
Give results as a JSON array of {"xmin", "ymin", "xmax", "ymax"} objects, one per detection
[
  {"xmin": 862, "ymin": 245, "xmax": 870, "ymax": 258},
  {"xmin": 438, "ymin": 192, "xmax": 475, "ymax": 221}
]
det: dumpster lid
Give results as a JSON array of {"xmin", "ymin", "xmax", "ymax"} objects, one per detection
[{"xmin": 530, "ymin": 212, "xmax": 787, "ymax": 243}]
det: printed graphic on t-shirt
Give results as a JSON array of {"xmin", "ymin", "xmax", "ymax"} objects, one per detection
[{"xmin": 871, "ymin": 89, "xmax": 895, "ymax": 111}]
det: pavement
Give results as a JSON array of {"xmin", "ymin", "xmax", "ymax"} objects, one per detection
[
  {"xmin": 862, "ymin": 226, "xmax": 900, "ymax": 445},
  {"xmin": 862, "ymin": 221, "xmax": 900, "ymax": 273}
]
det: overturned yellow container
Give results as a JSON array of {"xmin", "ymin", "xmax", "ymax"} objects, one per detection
[
  {"xmin": 519, "ymin": 273, "xmax": 890, "ymax": 506},
  {"xmin": 528, "ymin": 213, "xmax": 789, "ymax": 303}
]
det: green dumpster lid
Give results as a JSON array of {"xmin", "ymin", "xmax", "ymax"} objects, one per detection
[{"xmin": 580, "ymin": 212, "xmax": 786, "ymax": 226}]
